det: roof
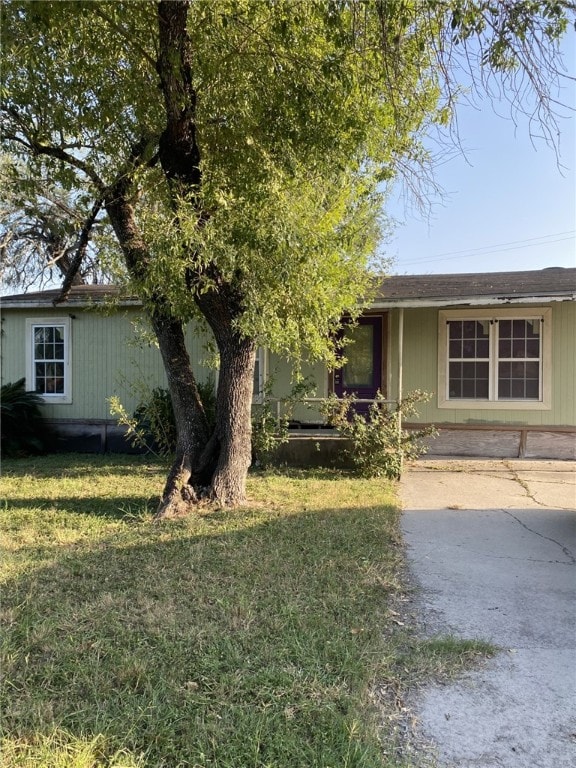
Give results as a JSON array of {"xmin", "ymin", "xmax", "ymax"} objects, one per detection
[
  {"xmin": 374, "ymin": 267, "xmax": 576, "ymax": 308},
  {"xmin": 2, "ymin": 267, "xmax": 575, "ymax": 310},
  {"xmin": 0, "ymin": 284, "xmax": 139, "ymax": 309}
]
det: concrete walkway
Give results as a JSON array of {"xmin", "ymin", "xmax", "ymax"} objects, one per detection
[{"xmin": 400, "ymin": 459, "xmax": 576, "ymax": 768}]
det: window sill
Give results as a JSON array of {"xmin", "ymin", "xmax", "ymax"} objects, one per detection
[
  {"xmin": 38, "ymin": 394, "xmax": 72, "ymax": 405},
  {"xmin": 438, "ymin": 398, "xmax": 550, "ymax": 411}
]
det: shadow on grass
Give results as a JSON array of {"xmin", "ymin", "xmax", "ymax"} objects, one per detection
[
  {"xmin": 1, "ymin": 453, "xmax": 168, "ymax": 480},
  {"xmin": 1, "ymin": 499, "xmax": 405, "ymax": 768},
  {"xmin": 3, "ymin": 495, "xmax": 159, "ymax": 521}
]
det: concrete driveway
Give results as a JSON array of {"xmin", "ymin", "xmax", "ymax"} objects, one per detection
[{"xmin": 400, "ymin": 458, "xmax": 576, "ymax": 768}]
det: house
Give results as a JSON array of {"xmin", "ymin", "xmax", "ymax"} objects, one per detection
[{"xmin": 1, "ymin": 267, "xmax": 575, "ymax": 459}]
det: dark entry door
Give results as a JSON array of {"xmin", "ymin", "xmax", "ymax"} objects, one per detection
[{"xmin": 334, "ymin": 316, "xmax": 383, "ymax": 412}]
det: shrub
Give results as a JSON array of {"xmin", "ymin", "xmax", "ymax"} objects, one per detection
[
  {"xmin": 110, "ymin": 379, "xmax": 216, "ymax": 457},
  {"xmin": 251, "ymin": 377, "xmax": 315, "ymax": 467},
  {"xmin": 132, "ymin": 386, "xmax": 178, "ymax": 456},
  {"xmin": 0, "ymin": 378, "xmax": 48, "ymax": 457},
  {"xmin": 320, "ymin": 390, "xmax": 437, "ymax": 479}
]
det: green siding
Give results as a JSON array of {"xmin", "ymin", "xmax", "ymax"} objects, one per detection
[
  {"xmin": 1, "ymin": 306, "xmax": 213, "ymax": 420},
  {"xmin": 266, "ymin": 352, "xmax": 328, "ymax": 423},
  {"xmin": 2, "ymin": 300, "xmax": 574, "ymax": 428},
  {"xmin": 387, "ymin": 303, "xmax": 576, "ymax": 427}
]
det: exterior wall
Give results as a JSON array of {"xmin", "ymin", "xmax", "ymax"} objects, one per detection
[
  {"xmin": 387, "ymin": 302, "xmax": 576, "ymax": 428},
  {"xmin": 265, "ymin": 352, "xmax": 329, "ymax": 424},
  {"xmin": 2, "ymin": 298, "xmax": 573, "ymax": 459},
  {"xmin": 0, "ymin": 305, "xmax": 214, "ymax": 421}
]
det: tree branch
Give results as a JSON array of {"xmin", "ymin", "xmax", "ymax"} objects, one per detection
[{"xmin": 53, "ymin": 197, "xmax": 104, "ymax": 304}]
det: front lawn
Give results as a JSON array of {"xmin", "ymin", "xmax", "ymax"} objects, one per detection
[{"xmin": 1, "ymin": 455, "xmax": 491, "ymax": 767}]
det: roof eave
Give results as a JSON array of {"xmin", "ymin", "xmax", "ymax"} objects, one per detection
[
  {"xmin": 0, "ymin": 298, "xmax": 142, "ymax": 310},
  {"xmin": 371, "ymin": 293, "xmax": 576, "ymax": 309}
]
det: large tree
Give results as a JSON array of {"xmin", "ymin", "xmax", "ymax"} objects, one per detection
[{"xmin": 1, "ymin": 1, "xmax": 572, "ymax": 514}]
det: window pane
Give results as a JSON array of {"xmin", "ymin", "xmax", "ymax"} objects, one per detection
[
  {"xmin": 526, "ymin": 380, "xmax": 539, "ymax": 398},
  {"xmin": 343, "ymin": 325, "xmax": 373, "ymax": 388},
  {"xmin": 476, "ymin": 339, "xmax": 489, "ymax": 358},
  {"xmin": 449, "ymin": 361, "xmax": 462, "ymax": 378},
  {"xmin": 499, "ymin": 339, "xmax": 511, "ymax": 358},
  {"xmin": 449, "ymin": 340, "xmax": 461, "ymax": 358},
  {"xmin": 527, "ymin": 320, "xmax": 540, "ymax": 338},
  {"xmin": 526, "ymin": 339, "xmax": 539, "ymax": 358},
  {"xmin": 512, "ymin": 339, "xmax": 525, "ymax": 358},
  {"xmin": 499, "ymin": 380, "xmax": 511, "ymax": 398},
  {"xmin": 499, "ymin": 320, "xmax": 511, "ymax": 337},
  {"xmin": 476, "ymin": 378, "xmax": 489, "ymax": 398},
  {"xmin": 511, "ymin": 379, "xmax": 525, "ymax": 398},
  {"xmin": 513, "ymin": 319, "xmax": 526, "ymax": 336},
  {"xmin": 449, "ymin": 321, "xmax": 462, "ymax": 340}
]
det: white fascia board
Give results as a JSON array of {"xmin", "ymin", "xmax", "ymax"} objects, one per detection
[
  {"xmin": 1, "ymin": 298, "xmax": 142, "ymax": 310},
  {"xmin": 370, "ymin": 294, "xmax": 576, "ymax": 309}
]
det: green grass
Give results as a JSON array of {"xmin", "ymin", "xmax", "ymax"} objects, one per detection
[{"xmin": 1, "ymin": 455, "xmax": 495, "ymax": 768}]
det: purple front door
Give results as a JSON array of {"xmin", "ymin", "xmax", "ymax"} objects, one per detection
[{"xmin": 334, "ymin": 316, "xmax": 383, "ymax": 413}]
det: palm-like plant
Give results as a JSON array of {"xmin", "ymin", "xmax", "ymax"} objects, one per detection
[{"xmin": 1, "ymin": 378, "xmax": 48, "ymax": 456}]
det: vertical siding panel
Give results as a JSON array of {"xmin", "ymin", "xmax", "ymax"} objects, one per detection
[{"xmin": 553, "ymin": 302, "xmax": 576, "ymax": 425}]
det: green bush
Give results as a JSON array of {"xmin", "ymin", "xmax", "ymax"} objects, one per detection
[
  {"xmin": 251, "ymin": 377, "xmax": 315, "ymax": 467},
  {"xmin": 132, "ymin": 386, "xmax": 178, "ymax": 456},
  {"xmin": 320, "ymin": 390, "xmax": 437, "ymax": 479},
  {"xmin": 110, "ymin": 379, "xmax": 216, "ymax": 457},
  {"xmin": 0, "ymin": 378, "xmax": 48, "ymax": 457}
]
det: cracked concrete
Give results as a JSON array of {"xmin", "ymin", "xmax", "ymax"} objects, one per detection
[{"xmin": 400, "ymin": 458, "xmax": 576, "ymax": 768}]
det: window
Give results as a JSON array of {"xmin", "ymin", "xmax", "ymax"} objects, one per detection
[
  {"xmin": 253, "ymin": 347, "xmax": 266, "ymax": 402},
  {"xmin": 25, "ymin": 318, "xmax": 72, "ymax": 403},
  {"xmin": 438, "ymin": 308, "xmax": 551, "ymax": 410}
]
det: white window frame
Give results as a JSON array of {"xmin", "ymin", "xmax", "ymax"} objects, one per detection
[
  {"xmin": 438, "ymin": 307, "xmax": 551, "ymax": 410},
  {"xmin": 253, "ymin": 347, "xmax": 267, "ymax": 403},
  {"xmin": 25, "ymin": 317, "xmax": 72, "ymax": 404}
]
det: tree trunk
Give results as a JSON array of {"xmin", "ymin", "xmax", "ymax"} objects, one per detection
[
  {"xmin": 195, "ymin": 288, "xmax": 256, "ymax": 506},
  {"xmin": 151, "ymin": 310, "xmax": 211, "ymax": 518},
  {"xmin": 105, "ymin": 181, "xmax": 212, "ymax": 517},
  {"xmin": 210, "ymin": 335, "xmax": 256, "ymax": 505}
]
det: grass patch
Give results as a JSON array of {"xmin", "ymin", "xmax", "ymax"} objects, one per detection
[{"xmin": 1, "ymin": 455, "xmax": 494, "ymax": 767}]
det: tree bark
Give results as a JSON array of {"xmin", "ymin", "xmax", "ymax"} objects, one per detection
[
  {"xmin": 151, "ymin": 310, "xmax": 211, "ymax": 517},
  {"xmin": 195, "ymin": 287, "xmax": 256, "ymax": 506},
  {"xmin": 210, "ymin": 334, "xmax": 256, "ymax": 506}
]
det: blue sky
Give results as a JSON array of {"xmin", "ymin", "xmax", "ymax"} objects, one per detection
[{"xmin": 386, "ymin": 57, "xmax": 575, "ymax": 276}]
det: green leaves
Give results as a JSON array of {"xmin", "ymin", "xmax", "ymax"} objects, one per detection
[{"xmin": 2, "ymin": 0, "xmax": 573, "ymax": 366}]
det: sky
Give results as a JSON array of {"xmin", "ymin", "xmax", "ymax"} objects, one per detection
[{"xmin": 386, "ymin": 56, "xmax": 575, "ymax": 276}]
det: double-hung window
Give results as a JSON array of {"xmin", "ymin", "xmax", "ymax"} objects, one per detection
[
  {"xmin": 25, "ymin": 318, "xmax": 72, "ymax": 403},
  {"xmin": 438, "ymin": 308, "xmax": 551, "ymax": 410}
]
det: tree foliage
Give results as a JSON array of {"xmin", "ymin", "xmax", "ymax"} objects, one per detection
[
  {"xmin": 1, "ymin": 0, "xmax": 573, "ymax": 509},
  {"xmin": 0, "ymin": 156, "xmax": 111, "ymax": 291}
]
